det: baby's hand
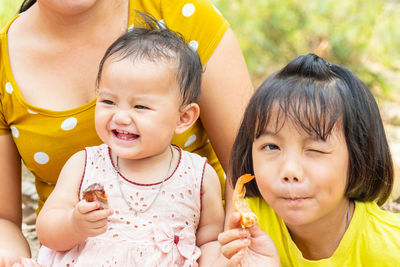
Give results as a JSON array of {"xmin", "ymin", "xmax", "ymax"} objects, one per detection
[
  {"xmin": 218, "ymin": 212, "xmax": 281, "ymax": 267},
  {"xmin": 71, "ymin": 199, "xmax": 113, "ymax": 238},
  {"xmin": 0, "ymin": 250, "xmax": 43, "ymax": 267}
]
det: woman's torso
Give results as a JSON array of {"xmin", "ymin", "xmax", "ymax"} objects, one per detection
[{"xmin": 0, "ymin": 0, "xmax": 228, "ymax": 210}]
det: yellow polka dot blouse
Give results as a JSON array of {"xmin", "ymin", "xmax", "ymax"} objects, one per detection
[{"xmin": 0, "ymin": 0, "xmax": 229, "ymax": 211}]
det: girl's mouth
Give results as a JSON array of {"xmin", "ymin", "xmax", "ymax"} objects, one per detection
[
  {"xmin": 282, "ymin": 197, "xmax": 309, "ymax": 207},
  {"xmin": 112, "ymin": 129, "xmax": 139, "ymax": 141}
]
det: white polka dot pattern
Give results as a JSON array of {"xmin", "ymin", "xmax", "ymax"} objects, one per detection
[
  {"xmin": 61, "ymin": 117, "xmax": 78, "ymax": 131},
  {"xmin": 182, "ymin": 3, "xmax": 195, "ymax": 17},
  {"xmin": 5, "ymin": 82, "xmax": 13, "ymax": 94},
  {"xmin": 188, "ymin": 40, "xmax": 199, "ymax": 51},
  {"xmin": 34, "ymin": 152, "xmax": 49, "ymax": 164},
  {"xmin": 158, "ymin": 19, "xmax": 166, "ymax": 29},
  {"xmin": 11, "ymin": 126, "xmax": 19, "ymax": 138},
  {"xmin": 184, "ymin": 134, "xmax": 197, "ymax": 147}
]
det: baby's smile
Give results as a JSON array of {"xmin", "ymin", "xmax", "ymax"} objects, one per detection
[{"xmin": 112, "ymin": 129, "xmax": 139, "ymax": 141}]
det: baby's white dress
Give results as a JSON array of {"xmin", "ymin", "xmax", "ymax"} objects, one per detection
[{"xmin": 38, "ymin": 144, "xmax": 206, "ymax": 267}]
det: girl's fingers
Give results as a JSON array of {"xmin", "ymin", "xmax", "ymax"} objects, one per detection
[
  {"xmin": 220, "ymin": 237, "xmax": 250, "ymax": 259},
  {"xmin": 247, "ymin": 224, "xmax": 280, "ymax": 258},
  {"xmin": 228, "ymin": 249, "xmax": 245, "ymax": 267},
  {"xmin": 218, "ymin": 228, "xmax": 249, "ymax": 245},
  {"xmin": 227, "ymin": 212, "xmax": 242, "ymax": 229},
  {"xmin": 248, "ymin": 223, "xmax": 265, "ymax": 238}
]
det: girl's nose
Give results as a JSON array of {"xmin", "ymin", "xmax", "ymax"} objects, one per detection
[
  {"xmin": 280, "ymin": 157, "xmax": 304, "ymax": 183},
  {"xmin": 113, "ymin": 109, "xmax": 132, "ymax": 125}
]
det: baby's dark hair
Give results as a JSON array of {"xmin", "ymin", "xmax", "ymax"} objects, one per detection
[
  {"xmin": 96, "ymin": 12, "xmax": 202, "ymax": 107},
  {"xmin": 230, "ymin": 53, "xmax": 393, "ymax": 205}
]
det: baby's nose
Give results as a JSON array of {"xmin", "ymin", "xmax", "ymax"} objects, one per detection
[{"xmin": 113, "ymin": 110, "xmax": 132, "ymax": 125}]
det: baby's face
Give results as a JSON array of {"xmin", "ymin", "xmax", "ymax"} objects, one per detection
[
  {"xmin": 252, "ymin": 114, "xmax": 350, "ymax": 230},
  {"xmin": 95, "ymin": 58, "xmax": 182, "ymax": 160}
]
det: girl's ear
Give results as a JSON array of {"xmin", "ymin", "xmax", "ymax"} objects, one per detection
[{"xmin": 175, "ymin": 103, "xmax": 200, "ymax": 134}]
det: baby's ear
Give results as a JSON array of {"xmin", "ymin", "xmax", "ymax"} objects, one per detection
[{"xmin": 175, "ymin": 103, "xmax": 200, "ymax": 134}]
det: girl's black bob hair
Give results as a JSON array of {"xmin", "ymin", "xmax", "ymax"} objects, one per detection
[
  {"xmin": 19, "ymin": 0, "xmax": 36, "ymax": 13},
  {"xmin": 230, "ymin": 53, "xmax": 393, "ymax": 205}
]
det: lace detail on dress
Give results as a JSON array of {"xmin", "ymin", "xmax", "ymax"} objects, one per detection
[{"xmin": 39, "ymin": 144, "xmax": 205, "ymax": 266}]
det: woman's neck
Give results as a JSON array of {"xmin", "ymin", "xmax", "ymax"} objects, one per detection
[
  {"xmin": 25, "ymin": 0, "xmax": 128, "ymax": 44},
  {"xmin": 287, "ymin": 200, "xmax": 353, "ymax": 260}
]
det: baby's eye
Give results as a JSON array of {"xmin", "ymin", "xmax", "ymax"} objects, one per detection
[
  {"xmin": 101, "ymin": 99, "xmax": 115, "ymax": 105},
  {"xmin": 263, "ymin": 144, "xmax": 279, "ymax": 151},
  {"xmin": 134, "ymin": 105, "xmax": 148, "ymax": 110}
]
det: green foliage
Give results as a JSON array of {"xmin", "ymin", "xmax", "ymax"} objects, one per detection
[
  {"xmin": 0, "ymin": 1, "xmax": 20, "ymax": 30},
  {"xmin": 1, "ymin": 1, "xmax": 399, "ymax": 100},
  {"xmin": 213, "ymin": 0, "xmax": 400, "ymax": 99}
]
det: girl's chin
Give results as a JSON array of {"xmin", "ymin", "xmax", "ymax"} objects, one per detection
[{"xmin": 273, "ymin": 205, "xmax": 315, "ymax": 226}]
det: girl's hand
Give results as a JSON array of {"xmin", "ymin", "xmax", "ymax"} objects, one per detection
[
  {"xmin": 70, "ymin": 200, "xmax": 113, "ymax": 238},
  {"xmin": 0, "ymin": 250, "xmax": 43, "ymax": 267},
  {"xmin": 218, "ymin": 212, "xmax": 281, "ymax": 267}
]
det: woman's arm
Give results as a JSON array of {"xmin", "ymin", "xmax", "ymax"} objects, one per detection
[
  {"xmin": 197, "ymin": 164, "xmax": 225, "ymax": 266},
  {"xmin": 199, "ymin": 28, "xmax": 254, "ymax": 171},
  {"xmin": 36, "ymin": 151, "xmax": 112, "ymax": 251},
  {"xmin": 0, "ymin": 134, "xmax": 31, "ymax": 257}
]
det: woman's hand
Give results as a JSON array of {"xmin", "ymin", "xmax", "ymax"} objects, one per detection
[
  {"xmin": 0, "ymin": 250, "xmax": 43, "ymax": 267},
  {"xmin": 71, "ymin": 200, "xmax": 113, "ymax": 238},
  {"xmin": 218, "ymin": 212, "xmax": 281, "ymax": 267}
]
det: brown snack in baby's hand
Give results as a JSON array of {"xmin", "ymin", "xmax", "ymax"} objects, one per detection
[{"xmin": 82, "ymin": 183, "xmax": 109, "ymax": 209}]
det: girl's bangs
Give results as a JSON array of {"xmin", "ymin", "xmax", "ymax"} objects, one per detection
[{"xmin": 255, "ymin": 78, "xmax": 344, "ymax": 140}]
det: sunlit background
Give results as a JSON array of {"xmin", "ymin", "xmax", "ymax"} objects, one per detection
[{"xmin": 2, "ymin": 0, "xmax": 399, "ymax": 100}]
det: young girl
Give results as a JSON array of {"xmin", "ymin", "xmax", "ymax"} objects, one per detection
[
  {"xmin": 219, "ymin": 54, "xmax": 400, "ymax": 266},
  {"xmin": 35, "ymin": 15, "xmax": 224, "ymax": 266}
]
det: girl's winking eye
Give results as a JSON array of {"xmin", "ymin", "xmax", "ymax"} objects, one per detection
[
  {"xmin": 306, "ymin": 148, "xmax": 327, "ymax": 154},
  {"xmin": 305, "ymin": 138, "xmax": 333, "ymax": 155}
]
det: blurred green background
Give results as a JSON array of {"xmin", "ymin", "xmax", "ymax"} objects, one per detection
[
  {"xmin": 1, "ymin": 0, "xmax": 399, "ymax": 102},
  {"xmin": 213, "ymin": 0, "xmax": 400, "ymax": 101}
]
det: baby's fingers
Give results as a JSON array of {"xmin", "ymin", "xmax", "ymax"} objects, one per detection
[
  {"xmin": 76, "ymin": 200, "xmax": 102, "ymax": 214},
  {"xmin": 86, "ymin": 209, "xmax": 113, "ymax": 222}
]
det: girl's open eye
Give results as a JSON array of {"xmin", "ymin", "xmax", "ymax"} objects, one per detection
[{"xmin": 263, "ymin": 144, "xmax": 280, "ymax": 151}]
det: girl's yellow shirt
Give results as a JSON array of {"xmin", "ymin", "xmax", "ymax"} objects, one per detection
[
  {"xmin": 0, "ymin": 0, "xmax": 228, "ymax": 211},
  {"xmin": 246, "ymin": 197, "xmax": 400, "ymax": 266}
]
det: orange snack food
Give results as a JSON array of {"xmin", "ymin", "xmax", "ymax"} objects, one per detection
[
  {"xmin": 82, "ymin": 183, "xmax": 109, "ymax": 209},
  {"xmin": 233, "ymin": 174, "xmax": 258, "ymax": 228}
]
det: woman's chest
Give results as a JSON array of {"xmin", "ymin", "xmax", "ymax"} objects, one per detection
[{"xmin": 8, "ymin": 44, "xmax": 102, "ymax": 110}]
